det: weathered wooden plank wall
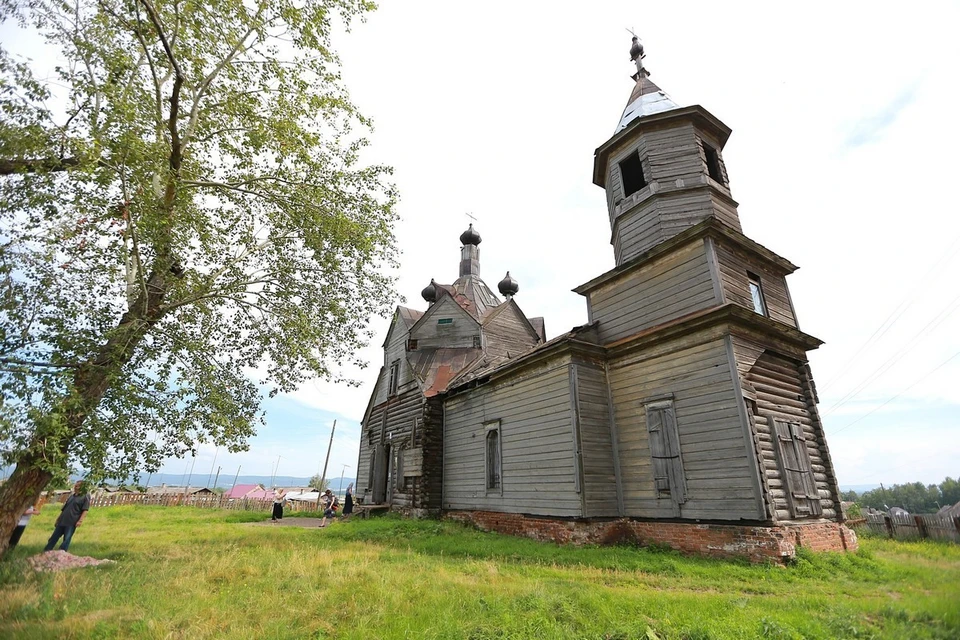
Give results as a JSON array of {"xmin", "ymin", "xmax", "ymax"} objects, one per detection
[
  {"xmin": 589, "ymin": 240, "xmax": 716, "ymax": 344},
  {"xmin": 443, "ymin": 357, "xmax": 580, "ymax": 516},
  {"xmin": 572, "ymin": 362, "xmax": 619, "ymax": 517},
  {"xmin": 714, "ymin": 241, "xmax": 797, "ymax": 328},
  {"xmin": 740, "ymin": 348, "xmax": 837, "ymax": 521},
  {"xmin": 607, "ymin": 334, "xmax": 759, "ymax": 521}
]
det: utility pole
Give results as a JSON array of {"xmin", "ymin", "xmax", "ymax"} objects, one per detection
[
  {"xmin": 316, "ymin": 420, "xmax": 336, "ymax": 506},
  {"xmin": 184, "ymin": 455, "xmax": 197, "ymax": 495},
  {"xmin": 271, "ymin": 454, "xmax": 283, "ymax": 489},
  {"xmin": 231, "ymin": 465, "xmax": 241, "ymax": 494},
  {"xmin": 340, "ymin": 463, "xmax": 351, "ymax": 496},
  {"xmin": 212, "ymin": 466, "xmax": 221, "ymax": 490},
  {"xmin": 206, "ymin": 447, "xmax": 219, "ymax": 488}
]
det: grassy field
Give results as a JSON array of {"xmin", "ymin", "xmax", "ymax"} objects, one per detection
[{"xmin": 1, "ymin": 506, "xmax": 958, "ymax": 639}]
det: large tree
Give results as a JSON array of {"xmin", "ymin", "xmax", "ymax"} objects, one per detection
[{"xmin": 0, "ymin": 0, "xmax": 397, "ymax": 553}]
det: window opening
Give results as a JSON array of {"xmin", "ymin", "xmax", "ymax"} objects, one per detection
[
  {"xmin": 437, "ymin": 318, "xmax": 454, "ymax": 325},
  {"xmin": 473, "ymin": 335, "xmax": 482, "ymax": 349},
  {"xmin": 703, "ymin": 142, "xmax": 724, "ymax": 184},
  {"xmin": 619, "ymin": 151, "xmax": 647, "ymax": 198},
  {"xmin": 748, "ymin": 272, "xmax": 767, "ymax": 316},
  {"xmin": 388, "ymin": 360, "xmax": 400, "ymax": 395},
  {"xmin": 484, "ymin": 420, "xmax": 501, "ymax": 492},
  {"xmin": 406, "ymin": 339, "xmax": 418, "ymax": 351}
]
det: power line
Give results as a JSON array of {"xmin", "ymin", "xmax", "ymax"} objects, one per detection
[
  {"xmin": 820, "ymin": 232, "xmax": 960, "ymax": 393},
  {"xmin": 829, "ymin": 350, "xmax": 960, "ymax": 436},
  {"xmin": 824, "ymin": 291, "xmax": 960, "ymax": 415}
]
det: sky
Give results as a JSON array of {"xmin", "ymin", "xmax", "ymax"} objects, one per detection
[{"xmin": 5, "ymin": 1, "xmax": 960, "ymax": 488}]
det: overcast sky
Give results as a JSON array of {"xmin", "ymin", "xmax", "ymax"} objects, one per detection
[{"xmin": 6, "ymin": 1, "xmax": 959, "ymax": 488}]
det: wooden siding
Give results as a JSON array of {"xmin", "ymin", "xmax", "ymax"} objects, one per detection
[
  {"xmin": 607, "ymin": 336, "xmax": 761, "ymax": 521},
  {"xmin": 573, "ymin": 363, "xmax": 619, "ymax": 517},
  {"xmin": 443, "ymin": 357, "xmax": 581, "ymax": 516},
  {"xmin": 372, "ymin": 315, "xmax": 420, "ymax": 407},
  {"xmin": 604, "ymin": 121, "xmax": 743, "ymax": 265},
  {"xmin": 409, "ymin": 296, "xmax": 480, "ymax": 350},
  {"xmin": 591, "ymin": 240, "xmax": 718, "ymax": 345},
  {"xmin": 715, "ymin": 240, "xmax": 797, "ymax": 328},
  {"xmin": 357, "ymin": 389, "xmax": 424, "ymax": 507},
  {"xmin": 741, "ymin": 349, "xmax": 838, "ymax": 521},
  {"xmin": 483, "ymin": 302, "xmax": 540, "ymax": 358}
]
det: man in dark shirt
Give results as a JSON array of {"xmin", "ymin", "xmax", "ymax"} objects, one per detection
[{"xmin": 44, "ymin": 480, "xmax": 90, "ymax": 552}]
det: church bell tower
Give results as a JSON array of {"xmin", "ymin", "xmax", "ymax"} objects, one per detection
[{"xmin": 593, "ymin": 63, "xmax": 743, "ymax": 265}]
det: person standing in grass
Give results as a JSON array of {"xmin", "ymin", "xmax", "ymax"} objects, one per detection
[
  {"xmin": 271, "ymin": 490, "xmax": 286, "ymax": 522},
  {"xmin": 44, "ymin": 481, "xmax": 90, "ymax": 552},
  {"xmin": 8, "ymin": 503, "xmax": 40, "ymax": 550},
  {"xmin": 341, "ymin": 483, "xmax": 354, "ymax": 521}
]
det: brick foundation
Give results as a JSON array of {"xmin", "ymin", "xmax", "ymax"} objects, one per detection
[{"xmin": 445, "ymin": 511, "xmax": 858, "ymax": 562}]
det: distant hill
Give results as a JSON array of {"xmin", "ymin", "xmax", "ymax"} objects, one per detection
[
  {"xmin": 0, "ymin": 466, "xmax": 357, "ymax": 492},
  {"xmin": 839, "ymin": 484, "xmax": 881, "ymax": 493}
]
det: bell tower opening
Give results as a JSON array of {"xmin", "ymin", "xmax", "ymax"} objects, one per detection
[{"xmin": 619, "ymin": 151, "xmax": 647, "ymax": 197}]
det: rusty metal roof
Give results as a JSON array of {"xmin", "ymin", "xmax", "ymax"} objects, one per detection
[{"xmin": 410, "ymin": 347, "xmax": 483, "ymax": 397}]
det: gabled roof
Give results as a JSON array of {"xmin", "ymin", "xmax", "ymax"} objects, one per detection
[
  {"xmin": 225, "ymin": 484, "xmax": 262, "ymax": 499},
  {"xmin": 382, "ymin": 306, "xmax": 423, "ymax": 348},
  {"xmin": 408, "ymin": 292, "xmax": 481, "ymax": 338}
]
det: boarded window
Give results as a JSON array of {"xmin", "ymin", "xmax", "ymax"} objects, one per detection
[
  {"xmin": 772, "ymin": 419, "xmax": 822, "ymax": 518},
  {"xmin": 388, "ymin": 360, "xmax": 400, "ymax": 395},
  {"xmin": 485, "ymin": 420, "xmax": 501, "ymax": 492},
  {"xmin": 748, "ymin": 272, "xmax": 767, "ymax": 316},
  {"xmin": 367, "ymin": 452, "xmax": 376, "ymax": 490},
  {"xmin": 395, "ymin": 446, "xmax": 405, "ymax": 491},
  {"xmin": 619, "ymin": 151, "xmax": 647, "ymax": 197},
  {"xmin": 646, "ymin": 400, "xmax": 687, "ymax": 505}
]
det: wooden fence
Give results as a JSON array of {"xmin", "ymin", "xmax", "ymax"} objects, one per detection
[
  {"xmin": 50, "ymin": 491, "xmax": 324, "ymax": 513},
  {"xmin": 862, "ymin": 512, "xmax": 960, "ymax": 543}
]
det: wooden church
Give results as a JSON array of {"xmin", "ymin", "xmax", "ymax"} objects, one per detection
[{"xmin": 354, "ymin": 41, "xmax": 856, "ymax": 561}]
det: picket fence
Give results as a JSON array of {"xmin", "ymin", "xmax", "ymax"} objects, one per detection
[
  {"xmin": 862, "ymin": 512, "xmax": 960, "ymax": 543},
  {"xmin": 67, "ymin": 491, "xmax": 324, "ymax": 512}
]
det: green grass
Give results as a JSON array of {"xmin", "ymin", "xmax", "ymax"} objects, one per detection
[{"xmin": 1, "ymin": 507, "xmax": 958, "ymax": 639}]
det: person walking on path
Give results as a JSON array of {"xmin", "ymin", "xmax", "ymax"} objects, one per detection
[
  {"xmin": 8, "ymin": 503, "xmax": 40, "ymax": 550},
  {"xmin": 44, "ymin": 481, "xmax": 90, "ymax": 552},
  {"xmin": 271, "ymin": 490, "xmax": 286, "ymax": 522},
  {"xmin": 342, "ymin": 483, "xmax": 354, "ymax": 521},
  {"xmin": 318, "ymin": 489, "xmax": 338, "ymax": 528}
]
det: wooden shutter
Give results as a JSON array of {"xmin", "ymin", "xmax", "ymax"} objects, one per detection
[
  {"xmin": 647, "ymin": 402, "xmax": 687, "ymax": 505},
  {"xmin": 773, "ymin": 419, "xmax": 822, "ymax": 517}
]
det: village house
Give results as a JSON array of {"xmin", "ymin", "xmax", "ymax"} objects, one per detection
[{"xmin": 353, "ymin": 41, "xmax": 857, "ymax": 561}]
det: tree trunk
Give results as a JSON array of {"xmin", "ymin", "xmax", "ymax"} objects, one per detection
[
  {"xmin": 0, "ymin": 459, "xmax": 53, "ymax": 556},
  {"xmin": 0, "ymin": 266, "xmax": 171, "ymax": 555}
]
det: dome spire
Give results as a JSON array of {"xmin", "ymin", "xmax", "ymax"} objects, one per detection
[{"xmin": 616, "ymin": 35, "xmax": 679, "ymax": 133}]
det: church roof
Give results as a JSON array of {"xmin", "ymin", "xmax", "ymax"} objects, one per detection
[
  {"xmin": 410, "ymin": 347, "xmax": 483, "ymax": 397},
  {"xmin": 616, "ymin": 76, "xmax": 680, "ymax": 133},
  {"xmin": 437, "ymin": 275, "xmax": 502, "ymax": 321}
]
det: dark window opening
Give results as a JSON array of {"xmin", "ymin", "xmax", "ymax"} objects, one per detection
[
  {"xmin": 473, "ymin": 335, "xmax": 482, "ymax": 349},
  {"xmin": 485, "ymin": 420, "xmax": 502, "ymax": 492},
  {"xmin": 748, "ymin": 272, "xmax": 767, "ymax": 316},
  {"xmin": 619, "ymin": 151, "xmax": 647, "ymax": 198},
  {"xmin": 406, "ymin": 339, "xmax": 418, "ymax": 351},
  {"xmin": 437, "ymin": 318, "xmax": 453, "ymax": 325},
  {"xmin": 703, "ymin": 142, "xmax": 725, "ymax": 184}
]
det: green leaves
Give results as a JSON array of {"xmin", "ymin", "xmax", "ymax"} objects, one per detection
[{"xmin": 0, "ymin": 0, "xmax": 397, "ymax": 480}]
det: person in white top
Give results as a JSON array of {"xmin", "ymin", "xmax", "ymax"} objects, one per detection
[{"xmin": 9, "ymin": 502, "xmax": 40, "ymax": 550}]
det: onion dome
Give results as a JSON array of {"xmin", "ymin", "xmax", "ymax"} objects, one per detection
[
  {"xmin": 459, "ymin": 223, "xmax": 482, "ymax": 246},
  {"xmin": 498, "ymin": 271, "xmax": 519, "ymax": 297},
  {"xmin": 421, "ymin": 278, "xmax": 438, "ymax": 303}
]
